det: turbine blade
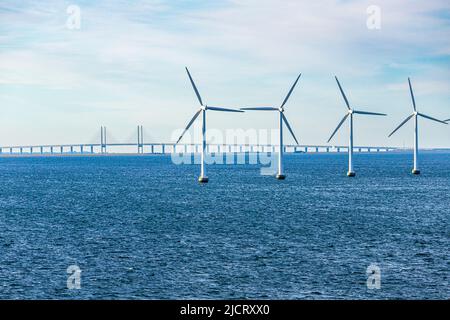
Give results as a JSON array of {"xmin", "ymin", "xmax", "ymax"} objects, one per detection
[
  {"xmin": 327, "ymin": 113, "xmax": 349, "ymax": 143},
  {"xmin": 185, "ymin": 67, "xmax": 203, "ymax": 106},
  {"xmin": 388, "ymin": 114, "xmax": 414, "ymax": 137},
  {"xmin": 445, "ymin": 119, "xmax": 450, "ymax": 122},
  {"xmin": 418, "ymin": 113, "xmax": 448, "ymax": 125},
  {"xmin": 239, "ymin": 107, "xmax": 278, "ymax": 111},
  {"xmin": 353, "ymin": 110, "xmax": 387, "ymax": 116},
  {"xmin": 408, "ymin": 77, "xmax": 416, "ymax": 112},
  {"xmin": 176, "ymin": 109, "xmax": 202, "ymax": 144},
  {"xmin": 281, "ymin": 73, "xmax": 302, "ymax": 108},
  {"xmin": 281, "ymin": 113, "xmax": 299, "ymax": 145},
  {"xmin": 335, "ymin": 76, "xmax": 350, "ymax": 110},
  {"xmin": 207, "ymin": 106, "xmax": 244, "ymax": 113}
]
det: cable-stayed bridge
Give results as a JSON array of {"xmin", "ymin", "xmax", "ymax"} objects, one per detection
[{"xmin": 0, "ymin": 126, "xmax": 399, "ymax": 156}]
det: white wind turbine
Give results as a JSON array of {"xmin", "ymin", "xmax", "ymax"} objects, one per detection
[
  {"xmin": 240, "ymin": 73, "xmax": 301, "ymax": 180},
  {"xmin": 327, "ymin": 76, "xmax": 387, "ymax": 177},
  {"xmin": 388, "ymin": 78, "xmax": 447, "ymax": 175},
  {"xmin": 176, "ymin": 67, "xmax": 244, "ymax": 183}
]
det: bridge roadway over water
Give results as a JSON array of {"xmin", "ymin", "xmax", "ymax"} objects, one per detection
[{"xmin": 0, "ymin": 142, "xmax": 398, "ymax": 155}]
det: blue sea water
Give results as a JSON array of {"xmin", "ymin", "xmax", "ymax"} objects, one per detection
[{"xmin": 0, "ymin": 152, "xmax": 449, "ymax": 300}]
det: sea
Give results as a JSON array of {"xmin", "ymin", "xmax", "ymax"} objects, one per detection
[{"xmin": 0, "ymin": 152, "xmax": 449, "ymax": 299}]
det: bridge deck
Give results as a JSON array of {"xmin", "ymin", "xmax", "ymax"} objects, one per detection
[{"xmin": 0, "ymin": 143, "xmax": 399, "ymax": 155}]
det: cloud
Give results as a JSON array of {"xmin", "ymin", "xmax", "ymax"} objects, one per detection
[{"xmin": 386, "ymin": 79, "xmax": 450, "ymax": 95}]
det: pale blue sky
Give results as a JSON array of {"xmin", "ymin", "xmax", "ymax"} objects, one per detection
[{"xmin": 0, "ymin": 0, "xmax": 449, "ymax": 147}]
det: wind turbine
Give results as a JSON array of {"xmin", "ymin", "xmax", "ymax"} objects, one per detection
[
  {"xmin": 388, "ymin": 78, "xmax": 447, "ymax": 174},
  {"xmin": 176, "ymin": 67, "xmax": 244, "ymax": 183},
  {"xmin": 327, "ymin": 76, "xmax": 387, "ymax": 177},
  {"xmin": 240, "ymin": 73, "xmax": 301, "ymax": 180}
]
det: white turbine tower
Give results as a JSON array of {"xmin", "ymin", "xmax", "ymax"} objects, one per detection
[
  {"xmin": 240, "ymin": 73, "xmax": 301, "ymax": 180},
  {"xmin": 327, "ymin": 76, "xmax": 387, "ymax": 177},
  {"xmin": 176, "ymin": 67, "xmax": 244, "ymax": 183},
  {"xmin": 388, "ymin": 78, "xmax": 447, "ymax": 175}
]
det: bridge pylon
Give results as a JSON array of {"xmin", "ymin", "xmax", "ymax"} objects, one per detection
[
  {"xmin": 100, "ymin": 126, "xmax": 107, "ymax": 154},
  {"xmin": 137, "ymin": 125, "xmax": 144, "ymax": 154}
]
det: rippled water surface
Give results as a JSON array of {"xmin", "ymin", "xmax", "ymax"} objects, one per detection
[{"xmin": 0, "ymin": 153, "xmax": 449, "ymax": 299}]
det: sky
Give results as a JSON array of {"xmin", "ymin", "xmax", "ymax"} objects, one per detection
[{"xmin": 0, "ymin": 0, "xmax": 449, "ymax": 148}]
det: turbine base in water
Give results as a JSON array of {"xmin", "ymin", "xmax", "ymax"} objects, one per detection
[
  {"xmin": 412, "ymin": 169, "xmax": 421, "ymax": 175},
  {"xmin": 347, "ymin": 171, "xmax": 356, "ymax": 177},
  {"xmin": 276, "ymin": 174, "xmax": 286, "ymax": 180},
  {"xmin": 198, "ymin": 176, "xmax": 209, "ymax": 183}
]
